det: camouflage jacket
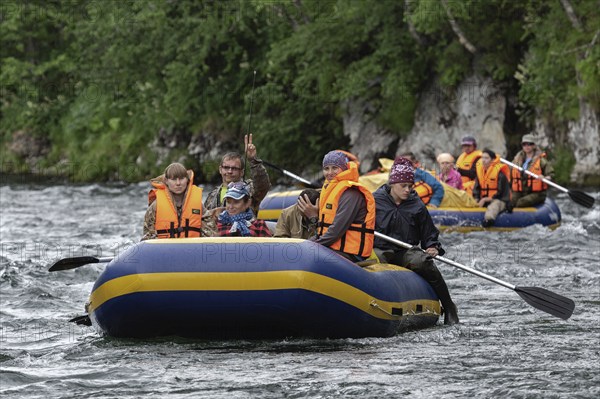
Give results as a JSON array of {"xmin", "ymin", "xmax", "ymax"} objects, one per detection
[{"xmin": 203, "ymin": 157, "xmax": 271, "ymax": 216}]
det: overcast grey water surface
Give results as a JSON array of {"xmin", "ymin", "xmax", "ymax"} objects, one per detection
[{"xmin": 1, "ymin": 181, "xmax": 599, "ymax": 398}]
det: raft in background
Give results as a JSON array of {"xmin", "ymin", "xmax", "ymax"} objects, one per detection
[
  {"xmin": 87, "ymin": 237, "xmax": 440, "ymax": 339},
  {"xmin": 258, "ymin": 190, "xmax": 562, "ymax": 232}
]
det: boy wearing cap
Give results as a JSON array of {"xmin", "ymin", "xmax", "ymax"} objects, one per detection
[
  {"xmin": 456, "ymin": 135, "xmax": 482, "ymax": 195},
  {"xmin": 373, "ymin": 157, "xmax": 459, "ymax": 325},
  {"xmin": 303, "ymin": 151, "xmax": 376, "ymax": 262},
  {"xmin": 509, "ymin": 134, "xmax": 553, "ymax": 208},
  {"xmin": 216, "ymin": 182, "xmax": 272, "ymax": 237}
]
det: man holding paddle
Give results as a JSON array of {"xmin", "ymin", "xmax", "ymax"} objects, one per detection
[
  {"xmin": 373, "ymin": 157, "xmax": 459, "ymax": 325},
  {"xmin": 509, "ymin": 133, "xmax": 554, "ymax": 208}
]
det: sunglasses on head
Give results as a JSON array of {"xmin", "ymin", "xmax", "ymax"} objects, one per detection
[{"xmin": 228, "ymin": 181, "xmax": 248, "ymax": 190}]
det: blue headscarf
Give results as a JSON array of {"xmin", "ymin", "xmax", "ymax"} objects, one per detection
[{"xmin": 218, "ymin": 209, "xmax": 254, "ymax": 236}]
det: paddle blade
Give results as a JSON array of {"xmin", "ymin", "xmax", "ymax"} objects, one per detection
[
  {"xmin": 49, "ymin": 256, "xmax": 100, "ymax": 272},
  {"xmin": 568, "ymin": 190, "xmax": 595, "ymax": 208},
  {"xmin": 515, "ymin": 286, "xmax": 575, "ymax": 320},
  {"xmin": 69, "ymin": 315, "xmax": 92, "ymax": 326}
]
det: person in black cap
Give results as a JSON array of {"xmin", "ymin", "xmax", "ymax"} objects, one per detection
[{"xmin": 473, "ymin": 149, "xmax": 510, "ymax": 227}]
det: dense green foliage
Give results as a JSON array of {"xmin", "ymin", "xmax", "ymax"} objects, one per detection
[{"xmin": 1, "ymin": 0, "xmax": 598, "ymax": 183}]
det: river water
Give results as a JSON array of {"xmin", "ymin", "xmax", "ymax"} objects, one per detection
[{"xmin": 0, "ymin": 180, "xmax": 598, "ymax": 398}]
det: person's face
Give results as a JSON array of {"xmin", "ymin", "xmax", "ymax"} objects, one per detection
[
  {"xmin": 462, "ymin": 144, "xmax": 475, "ymax": 154},
  {"xmin": 481, "ymin": 152, "xmax": 492, "ymax": 168},
  {"xmin": 220, "ymin": 158, "xmax": 243, "ymax": 185},
  {"xmin": 390, "ymin": 182, "xmax": 413, "ymax": 202},
  {"xmin": 439, "ymin": 161, "xmax": 453, "ymax": 173},
  {"xmin": 225, "ymin": 197, "xmax": 251, "ymax": 215},
  {"xmin": 165, "ymin": 176, "xmax": 188, "ymax": 195},
  {"xmin": 323, "ymin": 165, "xmax": 343, "ymax": 182},
  {"xmin": 406, "ymin": 158, "xmax": 419, "ymax": 168},
  {"xmin": 521, "ymin": 142, "xmax": 535, "ymax": 155}
]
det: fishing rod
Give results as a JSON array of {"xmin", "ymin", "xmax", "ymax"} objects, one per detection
[{"xmin": 243, "ymin": 70, "xmax": 257, "ymax": 180}]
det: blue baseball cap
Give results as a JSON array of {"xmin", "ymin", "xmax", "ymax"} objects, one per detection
[{"xmin": 224, "ymin": 182, "xmax": 250, "ymax": 200}]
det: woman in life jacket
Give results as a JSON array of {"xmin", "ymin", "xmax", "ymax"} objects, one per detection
[
  {"xmin": 301, "ymin": 150, "xmax": 376, "ymax": 263},
  {"xmin": 473, "ymin": 149, "xmax": 510, "ymax": 228},
  {"xmin": 456, "ymin": 135, "xmax": 482, "ymax": 196},
  {"xmin": 510, "ymin": 133, "xmax": 554, "ymax": 208},
  {"xmin": 142, "ymin": 162, "xmax": 210, "ymax": 240},
  {"xmin": 217, "ymin": 181, "xmax": 272, "ymax": 237}
]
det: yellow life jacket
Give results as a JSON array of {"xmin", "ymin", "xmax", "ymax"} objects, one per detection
[
  {"xmin": 463, "ymin": 180, "xmax": 475, "ymax": 197},
  {"xmin": 317, "ymin": 162, "xmax": 375, "ymax": 258},
  {"xmin": 456, "ymin": 150, "xmax": 482, "ymax": 184},
  {"xmin": 149, "ymin": 171, "xmax": 203, "ymax": 238},
  {"xmin": 511, "ymin": 153, "xmax": 548, "ymax": 192}
]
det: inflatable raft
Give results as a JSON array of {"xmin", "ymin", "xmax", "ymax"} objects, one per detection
[
  {"xmin": 258, "ymin": 190, "xmax": 561, "ymax": 232},
  {"xmin": 87, "ymin": 237, "xmax": 440, "ymax": 339}
]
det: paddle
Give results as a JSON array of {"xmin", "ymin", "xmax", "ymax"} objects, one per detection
[
  {"xmin": 374, "ymin": 231, "xmax": 575, "ymax": 320},
  {"xmin": 69, "ymin": 314, "xmax": 92, "ymax": 326},
  {"xmin": 49, "ymin": 256, "xmax": 112, "ymax": 272},
  {"xmin": 500, "ymin": 157, "xmax": 594, "ymax": 208},
  {"xmin": 262, "ymin": 160, "xmax": 320, "ymax": 188}
]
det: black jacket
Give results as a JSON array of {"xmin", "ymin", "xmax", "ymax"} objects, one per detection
[{"xmin": 373, "ymin": 185, "xmax": 445, "ymax": 256}]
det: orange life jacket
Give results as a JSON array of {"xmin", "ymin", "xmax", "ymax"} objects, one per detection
[
  {"xmin": 317, "ymin": 162, "xmax": 375, "ymax": 258},
  {"xmin": 511, "ymin": 154, "xmax": 548, "ymax": 192},
  {"xmin": 414, "ymin": 181, "xmax": 433, "ymax": 205},
  {"xmin": 475, "ymin": 156, "xmax": 507, "ymax": 199},
  {"xmin": 149, "ymin": 171, "xmax": 203, "ymax": 238},
  {"xmin": 456, "ymin": 150, "xmax": 482, "ymax": 184}
]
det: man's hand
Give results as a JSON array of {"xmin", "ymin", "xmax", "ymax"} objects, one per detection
[
  {"xmin": 209, "ymin": 207, "xmax": 225, "ymax": 220},
  {"xmin": 298, "ymin": 195, "xmax": 319, "ymax": 218},
  {"xmin": 478, "ymin": 197, "xmax": 491, "ymax": 207},
  {"xmin": 245, "ymin": 134, "xmax": 257, "ymax": 160},
  {"xmin": 425, "ymin": 247, "xmax": 439, "ymax": 258}
]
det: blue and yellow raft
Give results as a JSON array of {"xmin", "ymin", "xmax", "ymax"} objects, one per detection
[
  {"xmin": 87, "ymin": 237, "xmax": 440, "ymax": 339},
  {"xmin": 258, "ymin": 190, "xmax": 561, "ymax": 232}
]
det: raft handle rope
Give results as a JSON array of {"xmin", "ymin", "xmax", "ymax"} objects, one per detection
[
  {"xmin": 369, "ymin": 300, "xmax": 398, "ymax": 317},
  {"xmin": 370, "ymin": 301, "xmax": 440, "ymax": 318}
]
